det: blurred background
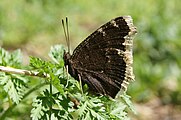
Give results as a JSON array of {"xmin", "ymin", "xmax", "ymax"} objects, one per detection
[{"xmin": 0, "ymin": 0, "xmax": 180, "ymax": 119}]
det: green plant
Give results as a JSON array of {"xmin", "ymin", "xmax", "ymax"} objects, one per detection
[{"xmin": 0, "ymin": 45, "xmax": 135, "ymax": 120}]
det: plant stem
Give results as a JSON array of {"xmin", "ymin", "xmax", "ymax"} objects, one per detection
[
  {"xmin": 49, "ymin": 78, "xmax": 53, "ymax": 120},
  {"xmin": 0, "ymin": 66, "xmax": 49, "ymax": 78}
]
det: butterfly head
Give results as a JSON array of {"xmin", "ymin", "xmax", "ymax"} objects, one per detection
[{"xmin": 63, "ymin": 50, "xmax": 71, "ymax": 66}]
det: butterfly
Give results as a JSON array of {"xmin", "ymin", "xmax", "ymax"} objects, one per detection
[{"xmin": 63, "ymin": 16, "xmax": 137, "ymax": 98}]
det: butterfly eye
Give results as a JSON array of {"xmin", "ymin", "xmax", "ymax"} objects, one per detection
[{"xmin": 63, "ymin": 51, "xmax": 71, "ymax": 66}]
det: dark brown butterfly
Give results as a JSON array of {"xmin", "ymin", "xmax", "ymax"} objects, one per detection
[{"xmin": 63, "ymin": 16, "xmax": 137, "ymax": 98}]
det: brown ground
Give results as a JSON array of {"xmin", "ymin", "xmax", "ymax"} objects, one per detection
[{"xmin": 132, "ymin": 98, "xmax": 181, "ymax": 120}]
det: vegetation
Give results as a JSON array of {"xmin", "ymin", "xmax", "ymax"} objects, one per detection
[
  {"xmin": 0, "ymin": 0, "xmax": 180, "ymax": 119},
  {"xmin": 0, "ymin": 45, "xmax": 135, "ymax": 120}
]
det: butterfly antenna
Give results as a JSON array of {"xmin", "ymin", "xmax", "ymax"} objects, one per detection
[
  {"xmin": 66, "ymin": 17, "xmax": 70, "ymax": 53},
  {"xmin": 61, "ymin": 18, "xmax": 69, "ymax": 53}
]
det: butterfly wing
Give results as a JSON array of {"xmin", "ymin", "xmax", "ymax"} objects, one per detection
[{"xmin": 65, "ymin": 16, "xmax": 137, "ymax": 98}]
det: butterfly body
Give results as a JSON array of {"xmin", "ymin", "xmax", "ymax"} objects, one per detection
[{"xmin": 64, "ymin": 16, "xmax": 137, "ymax": 98}]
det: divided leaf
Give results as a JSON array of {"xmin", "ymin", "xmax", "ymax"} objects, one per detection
[
  {"xmin": 0, "ymin": 48, "xmax": 27, "ymax": 104},
  {"xmin": 0, "ymin": 73, "xmax": 27, "ymax": 104}
]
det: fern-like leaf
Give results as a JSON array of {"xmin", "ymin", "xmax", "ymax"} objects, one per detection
[
  {"xmin": 31, "ymin": 98, "xmax": 47, "ymax": 120},
  {"xmin": 0, "ymin": 73, "xmax": 27, "ymax": 104}
]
